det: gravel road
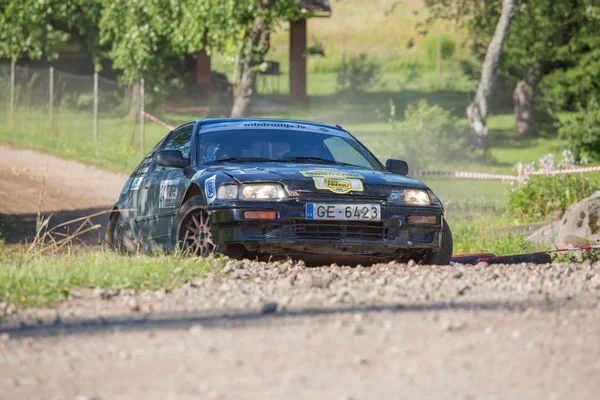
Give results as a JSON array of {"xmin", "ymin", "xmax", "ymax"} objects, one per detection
[
  {"xmin": 2, "ymin": 146, "xmax": 599, "ymax": 399},
  {"xmin": 3, "ymin": 260, "xmax": 600, "ymax": 400}
]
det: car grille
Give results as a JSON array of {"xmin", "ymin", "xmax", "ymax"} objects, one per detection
[{"xmin": 285, "ymin": 220, "xmax": 399, "ymax": 241}]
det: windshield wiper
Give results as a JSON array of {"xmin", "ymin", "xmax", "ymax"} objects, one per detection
[
  {"xmin": 210, "ymin": 157, "xmax": 273, "ymax": 163},
  {"xmin": 278, "ymin": 156, "xmax": 361, "ymax": 167}
]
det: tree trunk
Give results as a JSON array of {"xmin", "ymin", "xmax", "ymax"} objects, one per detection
[
  {"xmin": 514, "ymin": 61, "xmax": 544, "ymax": 136},
  {"xmin": 466, "ymin": 0, "xmax": 517, "ymax": 149},
  {"xmin": 230, "ymin": 1, "xmax": 275, "ymax": 118}
]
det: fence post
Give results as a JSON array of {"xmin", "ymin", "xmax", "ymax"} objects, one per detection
[
  {"xmin": 140, "ymin": 78, "xmax": 145, "ymax": 155},
  {"xmin": 49, "ymin": 66, "xmax": 54, "ymax": 129},
  {"xmin": 93, "ymin": 72, "xmax": 98, "ymax": 143},
  {"xmin": 9, "ymin": 62, "xmax": 15, "ymax": 129}
]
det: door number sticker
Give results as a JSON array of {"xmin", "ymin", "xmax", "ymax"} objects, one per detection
[{"xmin": 159, "ymin": 180, "xmax": 179, "ymax": 208}]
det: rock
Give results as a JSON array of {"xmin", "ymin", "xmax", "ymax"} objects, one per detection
[
  {"xmin": 526, "ymin": 221, "xmax": 561, "ymax": 246},
  {"xmin": 452, "ymin": 271, "xmax": 464, "ymax": 279},
  {"xmin": 557, "ymin": 195, "xmax": 600, "ymax": 247},
  {"xmin": 189, "ymin": 324, "xmax": 204, "ymax": 335},
  {"xmin": 260, "ymin": 302, "xmax": 278, "ymax": 314},
  {"xmin": 93, "ymin": 288, "xmax": 119, "ymax": 300}
]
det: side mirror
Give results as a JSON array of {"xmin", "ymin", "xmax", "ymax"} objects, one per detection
[
  {"xmin": 386, "ymin": 159, "xmax": 409, "ymax": 175},
  {"xmin": 156, "ymin": 150, "xmax": 189, "ymax": 168}
]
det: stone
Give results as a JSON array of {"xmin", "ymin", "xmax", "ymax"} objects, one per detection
[
  {"xmin": 260, "ymin": 302, "xmax": 278, "ymax": 314},
  {"xmin": 557, "ymin": 194, "xmax": 600, "ymax": 247}
]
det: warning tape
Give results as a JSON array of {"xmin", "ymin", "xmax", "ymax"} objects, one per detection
[
  {"xmin": 143, "ymin": 112, "xmax": 174, "ymax": 130},
  {"xmin": 142, "ymin": 112, "xmax": 599, "ymax": 181},
  {"xmin": 408, "ymin": 170, "xmax": 518, "ymax": 181},
  {"xmin": 525, "ymin": 165, "xmax": 600, "ymax": 176},
  {"xmin": 543, "ymin": 244, "xmax": 600, "ymax": 254}
]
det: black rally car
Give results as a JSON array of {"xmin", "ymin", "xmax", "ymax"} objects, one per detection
[{"xmin": 106, "ymin": 118, "xmax": 453, "ymax": 264}]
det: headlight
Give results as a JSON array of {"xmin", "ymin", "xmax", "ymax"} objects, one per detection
[
  {"xmin": 242, "ymin": 184, "xmax": 287, "ymax": 200},
  {"xmin": 389, "ymin": 189, "xmax": 437, "ymax": 205},
  {"xmin": 217, "ymin": 184, "xmax": 288, "ymax": 200},
  {"xmin": 217, "ymin": 184, "xmax": 238, "ymax": 200}
]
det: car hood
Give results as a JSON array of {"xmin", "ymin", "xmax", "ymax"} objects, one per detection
[{"xmin": 203, "ymin": 163, "xmax": 428, "ymax": 198}]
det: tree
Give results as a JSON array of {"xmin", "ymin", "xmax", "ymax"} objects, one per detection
[
  {"xmin": 466, "ymin": 0, "xmax": 517, "ymax": 149},
  {"xmin": 0, "ymin": 0, "xmax": 100, "ymax": 63},
  {"xmin": 425, "ymin": 0, "xmax": 599, "ymax": 137}
]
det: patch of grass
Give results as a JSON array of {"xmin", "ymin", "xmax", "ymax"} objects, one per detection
[
  {"xmin": 449, "ymin": 214, "xmax": 545, "ymax": 256},
  {"xmin": 0, "ymin": 250, "xmax": 219, "ymax": 308}
]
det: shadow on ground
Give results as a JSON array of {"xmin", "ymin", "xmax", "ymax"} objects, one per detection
[
  {"xmin": 0, "ymin": 298, "xmax": 572, "ymax": 339},
  {"xmin": 1, "ymin": 206, "xmax": 111, "ymax": 246}
]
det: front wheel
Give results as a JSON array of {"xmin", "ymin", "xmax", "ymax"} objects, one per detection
[
  {"xmin": 421, "ymin": 218, "xmax": 453, "ymax": 265},
  {"xmin": 177, "ymin": 196, "xmax": 221, "ymax": 256}
]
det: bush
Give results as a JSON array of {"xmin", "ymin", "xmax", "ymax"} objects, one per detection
[
  {"xmin": 377, "ymin": 99, "xmax": 469, "ymax": 169},
  {"xmin": 336, "ymin": 53, "xmax": 381, "ymax": 94},
  {"xmin": 559, "ymin": 99, "xmax": 600, "ymax": 162},
  {"xmin": 424, "ymin": 34, "xmax": 456, "ymax": 64},
  {"xmin": 507, "ymin": 151, "xmax": 599, "ymax": 222}
]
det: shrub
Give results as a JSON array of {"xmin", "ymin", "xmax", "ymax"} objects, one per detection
[
  {"xmin": 377, "ymin": 99, "xmax": 469, "ymax": 169},
  {"xmin": 507, "ymin": 151, "xmax": 598, "ymax": 222},
  {"xmin": 559, "ymin": 99, "xmax": 600, "ymax": 162},
  {"xmin": 336, "ymin": 53, "xmax": 381, "ymax": 94},
  {"xmin": 424, "ymin": 34, "xmax": 456, "ymax": 64}
]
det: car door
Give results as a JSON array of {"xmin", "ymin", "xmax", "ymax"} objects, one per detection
[{"xmin": 136, "ymin": 123, "xmax": 195, "ymax": 247}]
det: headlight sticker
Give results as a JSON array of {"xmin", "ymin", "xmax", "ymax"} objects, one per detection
[
  {"xmin": 313, "ymin": 177, "xmax": 364, "ymax": 194},
  {"xmin": 205, "ymin": 175, "xmax": 217, "ymax": 204},
  {"xmin": 301, "ymin": 170, "xmax": 365, "ymax": 179},
  {"xmin": 159, "ymin": 179, "xmax": 180, "ymax": 208}
]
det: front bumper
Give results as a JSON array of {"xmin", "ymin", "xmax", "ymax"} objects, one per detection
[{"xmin": 208, "ymin": 198, "xmax": 444, "ymax": 257}]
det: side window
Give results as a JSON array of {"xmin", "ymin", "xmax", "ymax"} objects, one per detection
[
  {"xmin": 323, "ymin": 137, "xmax": 373, "ymax": 168},
  {"xmin": 157, "ymin": 124, "xmax": 194, "ymax": 170},
  {"xmin": 135, "ymin": 138, "xmax": 165, "ymax": 175}
]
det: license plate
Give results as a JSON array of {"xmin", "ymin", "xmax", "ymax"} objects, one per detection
[{"xmin": 306, "ymin": 204, "xmax": 381, "ymax": 221}]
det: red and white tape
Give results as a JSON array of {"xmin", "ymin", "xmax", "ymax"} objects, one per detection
[
  {"xmin": 143, "ymin": 112, "xmax": 174, "ymax": 130},
  {"xmin": 525, "ymin": 165, "xmax": 600, "ymax": 176},
  {"xmin": 543, "ymin": 244, "xmax": 600, "ymax": 254},
  {"xmin": 408, "ymin": 170, "xmax": 518, "ymax": 181}
]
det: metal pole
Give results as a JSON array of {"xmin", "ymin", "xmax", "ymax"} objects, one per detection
[
  {"xmin": 49, "ymin": 66, "xmax": 54, "ymax": 129},
  {"xmin": 140, "ymin": 78, "xmax": 145, "ymax": 155},
  {"xmin": 93, "ymin": 72, "xmax": 98, "ymax": 142},
  {"xmin": 9, "ymin": 62, "xmax": 15, "ymax": 129}
]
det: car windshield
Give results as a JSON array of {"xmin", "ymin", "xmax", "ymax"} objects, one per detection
[{"xmin": 197, "ymin": 128, "xmax": 383, "ymax": 170}]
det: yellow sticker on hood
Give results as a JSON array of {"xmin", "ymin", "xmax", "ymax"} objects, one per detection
[
  {"xmin": 313, "ymin": 177, "xmax": 364, "ymax": 194},
  {"xmin": 301, "ymin": 170, "xmax": 365, "ymax": 179}
]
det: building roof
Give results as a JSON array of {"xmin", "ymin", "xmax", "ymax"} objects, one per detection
[{"xmin": 299, "ymin": 0, "xmax": 332, "ymax": 16}]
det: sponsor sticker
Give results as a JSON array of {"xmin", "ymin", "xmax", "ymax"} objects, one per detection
[
  {"xmin": 301, "ymin": 170, "xmax": 365, "ymax": 179},
  {"xmin": 191, "ymin": 169, "xmax": 206, "ymax": 181},
  {"xmin": 205, "ymin": 175, "xmax": 217, "ymax": 204},
  {"xmin": 129, "ymin": 177, "xmax": 144, "ymax": 191},
  {"xmin": 159, "ymin": 180, "xmax": 179, "ymax": 208},
  {"xmin": 313, "ymin": 177, "xmax": 364, "ymax": 194}
]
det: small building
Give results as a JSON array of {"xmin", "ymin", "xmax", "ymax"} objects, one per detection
[{"xmin": 195, "ymin": 0, "xmax": 332, "ymax": 102}]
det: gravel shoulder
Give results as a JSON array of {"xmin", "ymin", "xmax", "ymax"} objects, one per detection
[{"xmin": 2, "ymin": 260, "xmax": 600, "ymax": 399}]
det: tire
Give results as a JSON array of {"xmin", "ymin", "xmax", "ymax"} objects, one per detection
[
  {"xmin": 176, "ymin": 195, "xmax": 222, "ymax": 257},
  {"xmin": 107, "ymin": 212, "xmax": 137, "ymax": 254},
  {"xmin": 422, "ymin": 218, "xmax": 453, "ymax": 265}
]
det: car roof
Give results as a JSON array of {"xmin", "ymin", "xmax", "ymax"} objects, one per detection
[{"xmin": 195, "ymin": 118, "xmax": 349, "ymax": 136}]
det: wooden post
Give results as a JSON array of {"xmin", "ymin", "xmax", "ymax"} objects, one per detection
[
  {"xmin": 9, "ymin": 62, "xmax": 15, "ymax": 129},
  {"xmin": 289, "ymin": 19, "xmax": 307, "ymax": 102},
  {"xmin": 93, "ymin": 72, "xmax": 98, "ymax": 142},
  {"xmin": 49, "ymin": 66, "xmax": 54, "ymax": 129},
  {"xmin": 139, "ymin": 78, "xmax": 145, "ymax": 155}
]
